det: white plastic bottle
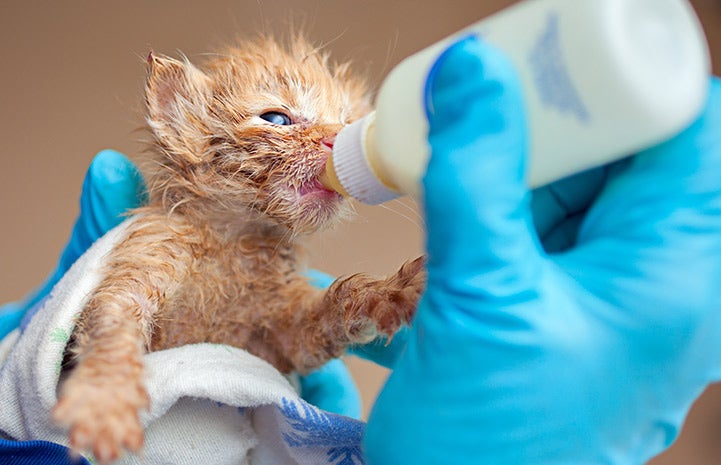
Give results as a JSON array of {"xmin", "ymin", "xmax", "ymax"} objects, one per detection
[{"xmin": 321, "ymin": 0, "xmax": 710, "ymax": 204}]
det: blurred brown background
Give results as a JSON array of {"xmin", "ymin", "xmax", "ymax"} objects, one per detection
[{"xmin": 0, "ymin": 1, "xmax": 719, "ymax": 463}]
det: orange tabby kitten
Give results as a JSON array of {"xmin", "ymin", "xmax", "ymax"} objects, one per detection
[{"xmin": 52, "ymin": 36, "xmax": 425, "ymax": 463}]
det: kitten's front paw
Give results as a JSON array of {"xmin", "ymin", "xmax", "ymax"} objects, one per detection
[
  {"xmin": 53, "ymin": 375, "xmax": 149, "ymax": 464},
  {"xmin": 334, "ymin": 256, "xmax": 426, "ymax": 341},
  {"xmin": 371, "ymin": 256, "xmax": 426, "ymax": 335}
]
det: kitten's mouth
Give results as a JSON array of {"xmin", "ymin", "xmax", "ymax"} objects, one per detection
[
  {"xmin": 296, "ymin": 140, "xmax": 342, "ymax": 200},
  {"xmin": 297, "ymin": 178, "xmax": 341, "ymax": 199}
]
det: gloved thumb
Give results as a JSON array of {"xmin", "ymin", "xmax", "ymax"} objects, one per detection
[
  {"xmin": 422, "ymin": 36, "xmax": 542, "ymax": 291},
  {"xmin": 43, "ymin": 150, "xmax": 144, "ymax": 306},
  {"xmin": 57, "ymin": 149, "xmax": 145, "ymax": 274}
]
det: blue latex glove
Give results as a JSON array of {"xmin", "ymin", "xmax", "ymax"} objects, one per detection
[
  {"xmin": 0, "ymin": 150, "xmax": 361, "ymax": 419},
  {"xmin": 364, "ymin": 36, "xmax": 721, "ymax": 464}
]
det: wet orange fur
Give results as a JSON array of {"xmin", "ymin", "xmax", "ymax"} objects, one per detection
[{"xmin": 52, "ymin": 36, "xmax": 425, "ymax": 463}]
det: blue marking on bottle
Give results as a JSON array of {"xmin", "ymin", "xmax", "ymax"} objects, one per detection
[{"xmin": 528, "ymin": 12, "xmax": 591, "ymax": 124}]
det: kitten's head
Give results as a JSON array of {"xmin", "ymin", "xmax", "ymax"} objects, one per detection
[{"xmin": 142, "ymin": 36, "xmax": 370, "ymax": 235}]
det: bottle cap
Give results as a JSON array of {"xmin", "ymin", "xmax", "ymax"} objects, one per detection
[{"xmin": 332, "ymin": 114, "xmax": 401, "ymax": 205}]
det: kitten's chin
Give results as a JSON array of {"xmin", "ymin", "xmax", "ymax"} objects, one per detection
[
  {"xmin": 262, "ymin": 178, "xmax": 347, "ymax": 235},
  {"xmin": 289, "ymin": 188, "xmax": 347, "ymax": 235},
  {"xmin": 296, "ymin": 180, "xmax": 344, "ymax": 214}
]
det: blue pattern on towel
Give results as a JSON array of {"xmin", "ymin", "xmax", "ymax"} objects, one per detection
[{"xmin": 280, "ymin": 398, "xmax": 365, "ymax": 465}]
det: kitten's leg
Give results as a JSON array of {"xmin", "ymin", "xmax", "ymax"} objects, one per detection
[
  {"xmin": 53, "ymin": 286, "xmax": 151, "ymax": 463},
  {"xmin": 280, "ymin": 256, "xmax": 426, "ymax": 373},
  {"xmin": 53, "ymin": 220, "xmax": 190, "ymax": 463}
]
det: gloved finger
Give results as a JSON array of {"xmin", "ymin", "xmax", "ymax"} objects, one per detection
[
  {"xmin": 422, "ymin": 36, "xmax": 543, "ymax": 295},
  {"xmin": 558, "ymin": 78, "xmax": 721, "ymax": 322},
  {"xmin": 302, "ymin": 268, "xmax": 335, "ymax": 289},
  {"xmin": 57, "ymin": 149, "xmax": 145, "ymax": 274},
  {"xmin": 0, "ymin": 302, "xmax": 24, "ymax": 340},
  {"xmin": 348, "ymin": 327, "xmax": 410, "ymax": 369},
  {"xmin": 298, "ymin": 358, "xmax": 362, "ymax": 419}
]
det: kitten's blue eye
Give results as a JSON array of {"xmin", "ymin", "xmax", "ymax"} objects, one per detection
[{"xmin": 260, "ymin": 111, "xmax": 292, "ymax": 126}]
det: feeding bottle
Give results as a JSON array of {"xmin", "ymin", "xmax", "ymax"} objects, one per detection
[{"xmin": 320, "ymin": 0, "xmax": 710, "ymax": 204}]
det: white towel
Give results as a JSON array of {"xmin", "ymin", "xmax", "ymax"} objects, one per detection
[{"xmin": 0, "ymin": 219, "xmax": 365, "ymax": 465}]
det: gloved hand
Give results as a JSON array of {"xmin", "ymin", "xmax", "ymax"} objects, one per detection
[
  {"xmin": 364, "ymin": 36, "xmax": 721, "ymax": 465},
  {"xmin": 0, "ymin": 149, "xmax": 361, "ymax": 419}
]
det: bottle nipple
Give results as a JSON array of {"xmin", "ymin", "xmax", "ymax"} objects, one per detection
[{"xmin": 319, "ymin": 155, "xmax": 350, "ymax": 197}]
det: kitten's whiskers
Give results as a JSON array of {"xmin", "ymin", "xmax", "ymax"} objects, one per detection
[{"xmin": 378, "ymin": 198, "xmax": 424, "ymax": 232}]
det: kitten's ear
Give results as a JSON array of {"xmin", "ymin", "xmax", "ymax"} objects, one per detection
[{"xmin": 145, "ymin": 52, "xmax": 213, "ymax": 162}]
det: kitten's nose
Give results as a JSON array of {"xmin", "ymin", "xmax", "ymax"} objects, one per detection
[{"xmin": 321, "ymin": 136, "xmax": 335, "ymax": 150}]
